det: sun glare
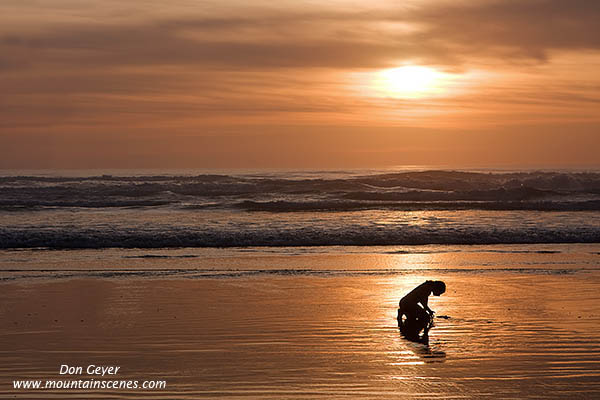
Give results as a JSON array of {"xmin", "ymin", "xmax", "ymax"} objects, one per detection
[{"xmin": 378, "ymin": 65, "xmax": 445, "ymax": 98}]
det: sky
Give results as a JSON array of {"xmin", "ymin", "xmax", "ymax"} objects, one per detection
[{"xmin": 1, "ymin": 0, "xmax": 599, "ymax": 169}]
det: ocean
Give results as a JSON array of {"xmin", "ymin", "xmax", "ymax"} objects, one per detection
[{"xmin": 1, "ymin": 169, "xmax": 600, "ymax": 250}]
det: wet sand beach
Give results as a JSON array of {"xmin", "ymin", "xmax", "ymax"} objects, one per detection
[{"xmin": 1, "ymin": 245, "xmax": 599, "ymax": 399}]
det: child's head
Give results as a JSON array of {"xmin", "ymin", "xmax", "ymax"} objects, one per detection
[{"xmin": 431, "ymin": 280, "xmax": 446, "ymax": 296}]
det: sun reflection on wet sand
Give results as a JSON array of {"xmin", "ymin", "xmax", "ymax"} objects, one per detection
[{"xmin": 1, "ymin": 247, "xmax": 599, "ymax": 398}]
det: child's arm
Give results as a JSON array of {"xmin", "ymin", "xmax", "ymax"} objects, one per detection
[{"xmin": 421, "ymin": 296, "xmax": 434, "ymax": 314}]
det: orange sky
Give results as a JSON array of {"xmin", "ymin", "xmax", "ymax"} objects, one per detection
[{"xmin": 1, "ymin": 0, "xmax": 599, "ymax": 169}]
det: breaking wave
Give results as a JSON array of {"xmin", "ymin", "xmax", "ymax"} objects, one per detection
[
  {"xmin": 1, "ymin": 224, "xmax": 599, "ymax": 249},
  {"xmin": 1, "ymin": 169, "xmax": 600, "ymax": 249},
  {"xmin": 1, "ymin": 170, "xmax": 599, "ymax": 211}
]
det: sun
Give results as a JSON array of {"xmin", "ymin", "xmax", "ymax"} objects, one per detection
[{"xmin": 377, "ymin": 65, "xmax": 444, "ymax": 98}]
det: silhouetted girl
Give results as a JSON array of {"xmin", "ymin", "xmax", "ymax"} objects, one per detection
[{"xmin": 398, "ymin": 280, "xmax": 446, "ymax": 323}]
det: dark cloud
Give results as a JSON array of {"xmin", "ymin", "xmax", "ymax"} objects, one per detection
[
  {"xmin": 414, "ymin": 0, "xmax": 600, "ymax": 62},
  {"xmin": 1, "ymin": 0, "xmax": 599, "ymax": 73},
  {"xmin": 0, "ymin": 25, "xmax": 416, "ymax": 70}
]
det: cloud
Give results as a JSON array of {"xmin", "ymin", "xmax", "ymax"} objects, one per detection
[
  {"xmin": 1, "ymin": 0, "xmax": 599, "ymax": 74},
  {"xmin": 413, "ymin": 0, "xmax": 600, "ymax": 63},
  {"xmin": 0, "ymin": 0, "xmax": 599, "ymax": 153}
]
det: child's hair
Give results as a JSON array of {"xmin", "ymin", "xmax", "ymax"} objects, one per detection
[{"xmin": 431, "ymin": 280, "xmax": 446, "ymax": 296}]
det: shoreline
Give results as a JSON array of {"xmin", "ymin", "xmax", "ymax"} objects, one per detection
[{"xmin": 2, "ymin": 267, "xmax": 599, "ymax": 399}]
